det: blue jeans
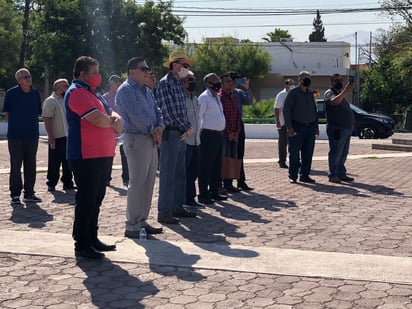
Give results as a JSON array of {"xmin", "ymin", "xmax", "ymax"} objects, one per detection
[
  {"xmin": 158, "ymin": 129, "xmax": 186, "ymax": 216},
  {"xmin": 288, "ymin": 122, "xmax": 316, "ymax": 180},
  {"xmin": 327, "ymin": 125, "xmax": 352, "ymax": 178}
]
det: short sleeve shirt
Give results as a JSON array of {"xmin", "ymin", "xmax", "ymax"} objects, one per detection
[{"xmin": 42, "ymin": 92, "xmax": 68, "ymax": 138}]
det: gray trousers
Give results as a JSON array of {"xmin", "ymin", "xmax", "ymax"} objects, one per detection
[{"xmin": 123, "ymin": 133, "xmax": 158, "ymax": 231}]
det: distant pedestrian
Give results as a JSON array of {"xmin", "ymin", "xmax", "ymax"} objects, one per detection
[
  {"xmin": 274, "ymin": 78, "xmax": 295, "ymax": 169},
  {"xmin": 2, "ymin": 68, "xmax": 42, "ymax": 204},
  {"xmin": 283, "ymin": 71, "xmax": 319, "ymax": 184},
  {"xmin": 66, "ymin": 56, "xmax": 122, "ymax": 259},
  {"xmin": 324, "ymin": 73, "xmax": 355, "ymax": 183},
  {"xmin": 42, "ymin": 78, "xmax": 75, "ymax": 192}
]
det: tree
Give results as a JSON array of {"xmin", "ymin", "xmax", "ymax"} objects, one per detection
[
  {"xmin": 382, "ymin": 0, "xmax": 412, "ymax": 24},
  {"xmin": 0, "ymin": 0, "xmax": 22, "ymax": 89},
  {"xmin": 192, "ymin": 38, "xmax": 271, "ymax": 90},
  {"xmin": 262, "ymin": 28, "xmax": 292, "ymax": 42},
  {"xmin": 309, "ymin": 10, "xmax": 327, "ymax": 42}
]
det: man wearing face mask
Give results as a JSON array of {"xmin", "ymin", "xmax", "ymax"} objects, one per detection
[
  {"xmin": 198, "ymin": 73, "xmax": 226, "ymax": 204},
  {"xmin": 324, "ymin": 73, "xmax": 355, "ymax": 183},
  {"xmin": 283, "ymin": 71, "xmax": 319, "ymax": 184},
  {"xmin": 274, "ymin": 78, "xmax": 295, "ymax": 169},
  {"xmin": 181, "ymin": 71, "xmax": 203, "ymax": 208},
  {"xmin": 155, "ymin": 50, "xmax": 196, "ymax": 225},
  {"xmin": 65, "ymin": 56, "xmax": 122, "ymax": 259},
  {"xmin": 42, "ymin": 78, "xmax": 75, "ymax": 192}
]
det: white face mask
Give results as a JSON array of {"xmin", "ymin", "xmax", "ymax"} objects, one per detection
[
  {"xmin": 178, "ymin": 67, "xmax": 189, "ymax": 79},
  {"xmin": 289, "ymin": 84, "xmax": 295, "ymax": 90}
]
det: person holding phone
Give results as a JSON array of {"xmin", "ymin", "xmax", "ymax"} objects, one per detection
[{"xmin": 324, "ymin": 73, "xmax": 355, "ymax": 183}]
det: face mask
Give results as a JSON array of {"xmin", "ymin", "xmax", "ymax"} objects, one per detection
[
  {"xmin": 178, "ymin": 67, "xmax": 189, "ymax": 79},
  {"xmin": 187, "ymin": 82, "xmax": 196, "ymax": 92},
  {"xmin": 335, "ymin": 81, "xmax": 343, "ymax": 91},
  {"xmin": 88, "ymin": 74, "xmax": 102, "ymax": 88},
  {"xmin": 289, "ymin": 84, "xmax": 295, "ymax": 90},
  {"xmin": 210, "ymin": 82, "xmax": 221, "ymax": 91},
  {"xmin": 302, "ymin": 77, "xmax": 311, "ymax": 87}
]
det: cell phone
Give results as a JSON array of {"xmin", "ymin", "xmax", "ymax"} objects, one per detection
[
  {"xmin": 235, "ymin": 78, "xmax": 244, "ymax": 86},
  {"xmin": 349, "ymin": 76, "xmax": 354, "ymax": 84}
]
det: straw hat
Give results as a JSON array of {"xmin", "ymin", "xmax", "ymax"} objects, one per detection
[{"xmin": 163, "ymin": 50, "xmax": 194, "ymax": 68}]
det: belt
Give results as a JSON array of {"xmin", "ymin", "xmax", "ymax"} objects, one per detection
[{"xmin": 201, "ymin": 128, "xmax": 224, "ymax": 134}]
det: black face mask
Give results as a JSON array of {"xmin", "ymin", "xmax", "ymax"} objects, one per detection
[
  {"xmin": 187, "ymin": 82, "xmax": 196, "ymax": 92},
  {"xmin": 302, "ymin": 77, "xmax": 311, "ymax": 87},
  {"xmin": 334, "ymin": 81, "xmax": 343, "ymax": 91},
  {"xmin": 210, "ymin": 82, "xmax": 221, "ymax": 91}
]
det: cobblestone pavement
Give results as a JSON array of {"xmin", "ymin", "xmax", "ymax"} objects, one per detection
[{"xmin": 0, "ymin": 135, "xmax": 412, "ymax": 308}]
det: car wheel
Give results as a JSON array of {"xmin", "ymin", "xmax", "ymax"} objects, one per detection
[{"xmin": 358, "ymin": 125, "xmax": 376, "ymax": 139}]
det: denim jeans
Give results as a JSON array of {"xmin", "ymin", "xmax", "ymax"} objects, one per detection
[
  {"xmin": 288, "ymin": 122, "xmax": 316, "ymax": 180},
  {"xmin": 327, "ymin": 125, "xmax": 352, "ymax": 178},
  {"xmin": 158, "ymin": 129, "xmax": 186, "ymax": 216}
]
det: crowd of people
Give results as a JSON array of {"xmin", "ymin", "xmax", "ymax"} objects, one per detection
[{"xmin": 2, "ymin": 51, "xmax": 355, "ymax": 259}]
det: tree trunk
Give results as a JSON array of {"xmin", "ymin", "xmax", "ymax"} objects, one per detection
[{"xmin": 19, "ymin": 0, "xmax": 31, "ymax": 67}]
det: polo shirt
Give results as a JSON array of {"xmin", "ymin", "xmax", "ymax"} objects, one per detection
[
  {"xmin": 65, "ymin": 80, "xmax": 116, "ymax": 160},
  {"xmin": 2, "ymin": 85, "xmax": 42, "ymax": 140},
  {"xmin": 42, "ymin": 92, "xmax": 68, "ymax": 138}
]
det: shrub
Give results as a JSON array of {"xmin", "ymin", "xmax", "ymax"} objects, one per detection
[{"xmin": 243, "ymin": 98, "xmax": 274, "ymax": 119}]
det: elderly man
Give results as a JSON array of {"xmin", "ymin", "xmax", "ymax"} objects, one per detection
[
  {"xmin": 155, "ymin": 50, "xmax": 196, "ymax": 225},
  {"xmin": 2, "ymin": 68, "xmax": 42, "ymax": 204},
  {"xmin": 65, "ymin": 56, "xmax": 122, "ymax": 259},
  {"xmin": 43, "ymin": 78, "xmax": 75, "ymax": 192},
  {"xmin": 283, "ymin": 71, "xmax": 319, "ymax": 184},
  {"xmin": 115, "ymin": 57, "xmax": 164, "ymax": 238}
]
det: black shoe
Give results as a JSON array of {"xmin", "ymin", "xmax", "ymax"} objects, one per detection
[
  {"xmin": 63, "ymin": 185, "xmax": 77, "ymax": 190},
  {"xmin": 124, "ymin": 230, "xmax": 141, "ymax": 239},
  {"xmin": 184, "ymin": 200, "xmax": 205, "ymax": 208},
  {"xmin": 340, "ymin": 175, "xmax": 354, "ymax": 182},
  {"xmin": 198, "ymin": 195, "xmax": 215, "ymax": 205},
  {"xmin": 158, "ymin": 215, "xmax": 180, "ymax": 225},
  {"xmin": 123, "ymin": 181, "xmax": 129, "ymax": 187},
  {"xmin": 209, "ymin": 193, "xmax": 228, "ymax": 201},
  {"xmin": 279, "ymin": 163, "xmax": 288, "ymax": 169},
  {"xmin": 289, "ymin": 178, "xmax": 297, "ymax": 184},
  {"xmin": 173, "ymin": 209, "xmax": 197, "ymax": 218},
  {"xmin": 218, "ymin": 187, "xmax": 228, "ymax": 195},
  {"xmin": 237, "ymin": 182, "xmax": 254, "ymax": 191},
  {"xmin": 23, "ymin": 195, "xmax": 42, "ymax": 203},
  {"xmin": 75, "ymin": 247, "xmax": 105, "ymax": 259},
  {"xmin": 142, "ymin": 224, "xmax": 163, "ymax": 234},
  {"xmin": 92, "ymin": 240, "xmax": 116, "ymax": 251},
  {"xmin": 224, "ymin": 185, "xmax": 241, "ymax": 193},
  {"xmin": 300, "ymin": 176, "xmax": 316, "ymax": 183},
  {"xmin": 329, "ymin": 176, "xmax": 341, "ymax": 183},
  {"xmin": 48, "ymin": 186, "xmax": 55, "ymax": 192}
]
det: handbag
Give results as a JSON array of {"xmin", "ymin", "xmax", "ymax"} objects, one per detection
[{"xmin": 221, "ymin": 140, "xmax": 241, "ymax": 179}]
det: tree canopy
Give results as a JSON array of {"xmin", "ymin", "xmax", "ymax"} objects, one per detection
[
  {"xmin": 262, "ymin": 28, "xmax": 292, "ymax": 42},
  {"xmin": 309, "ymin": 10, "xmax": 327, "ymax": 42}
]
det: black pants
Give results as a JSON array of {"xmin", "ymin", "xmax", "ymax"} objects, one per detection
[
  {"xmin": 185, "ymin": 144, "xmax": 199, "ymax": 203},
  {"xmin": 277, "ymin": 125, "xmax": 288, "ymax": 164},
  {"xmin": 69, "ymin": 157, "xmax": 112, "ymax": 250},
  {"xmin": 47, "ymin": 137, "xmax": 74, "ymax": 187},
  {"xmin": 8, "ymin": 139, "xmax": 38, "ymax": 197},
  {"xmin": 198, "ymin": 130, "xmax": 223, "ymax": 197},
  {"xmin": 120, "ymin": 144, "xmax": 129, "ymax": 183}
]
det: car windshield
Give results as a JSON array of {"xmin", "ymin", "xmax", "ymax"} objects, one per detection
[{"xmin": 350, "ymin": 104, "xmax": 368, "ymax": 114}]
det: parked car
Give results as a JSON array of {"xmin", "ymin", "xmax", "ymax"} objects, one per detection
[{"xmin": 316, "ymin": 100, "xmax": 395, "ymax": 139}]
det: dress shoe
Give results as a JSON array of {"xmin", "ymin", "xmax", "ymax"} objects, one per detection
[
  {"xmin": 279, "ymin": 163, "xmax": 288, "ymax": 169},
  {"xmin": 198, "ymin": 196, "xmax": 215, "ymax": 205},
  {"xmin": 224, "ymin": 185, "xmax": 241, "ymax": 193},
  {"xmin": 340, "ymin": 175, "xmax": 354, "ymax": 181},
  {"xmin": 142, "ymin": 224, "xmax": 163, "ymax": 234},
  {"xmin": 289, "ymin": 178, "xmax": 297, "ymax": 184},
  {"xmin": 63, "ymin": 185, "xmax": 77, "ymax": 190},
  {"xmin": 92, "ymin": 240, "xmax": 116, "ymax": 251},
  {"xmin": 218, "ymin": 187, "xmax": 228, "ymax": 195},
  {"xmin": 124, "ymin": 230, "xmax": 141, "ymax": 239},
  {"xmin": 173, "ymin": 209, "xmax": 197, "ymax": 218},
  {"xmin": 75, "ymin": 247, "xmax": 104, "ymax": 259},
  {"xmin": 329, "ymin": 176, "xmax": 341, "ymax": 183},
  {"xmin": 300, "ymin": 176, "xmax": 316, "ymax": 183},
  {"xmin": 184, "ymin": 200, "xmax": 205, "ymax": 208},
  {"xmin": 158, "ymin": 215, "xmax": 180, "ymax": 225},
  {"xmin": 237, "ymin": 182, "xmax": 254, "ymax": 191},
  {"xmin": 209, "ymin": 193, "xmax": 228, "ymax": 201}
]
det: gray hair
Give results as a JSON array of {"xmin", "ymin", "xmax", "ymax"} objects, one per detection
[
  {"xmin": 15, "ymin": 68, "xmax": 30, "ymax": 80},
  {"xmin": 53, "ymin": 78, "xmax": 69, "ymax": 91}
]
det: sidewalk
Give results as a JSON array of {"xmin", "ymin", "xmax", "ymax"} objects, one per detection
[{"xmin": 1, "ymin": 135, "xmax": 412, "ymax": 308}]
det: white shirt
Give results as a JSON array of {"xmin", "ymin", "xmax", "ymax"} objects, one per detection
[
  {"xmin": 274, "ymin": 88, "xmax": 288, "ymax": 126},
  {"xmin": 198, "ymin": 88, "xmax": 226, "ymax": 131}
]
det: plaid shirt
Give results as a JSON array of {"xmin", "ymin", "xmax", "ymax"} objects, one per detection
[
  {"xmin": 220, "ymin": 91, "xmax": 241, "ymax": 136},
  {"xmin": 155, "ymin": 72, "xmax": 190, "ymax": 133}
]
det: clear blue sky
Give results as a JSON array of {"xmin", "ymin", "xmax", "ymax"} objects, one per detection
[{"xmin": 161, "ymin": 0, "xmax": 404, "ymax": 45}]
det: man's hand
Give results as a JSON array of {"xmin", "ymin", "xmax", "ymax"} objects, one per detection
[
  {"xmin": 180, "ymin": 127, "xmax": 193, "ymax": 141},
  {"xmin": 152, "ymin": 126, "xmax": 163, "ymax": 146},
  {"xmin": 287, "ymin": 128, "xmax": 296, "ymax": 137},
  {"xmin": 111, "ymin": 115, "xmax": 123, "ymax": 135},
  {"xmin": 48, "ymin": 137, "xmax": 56, "ymax": 149},
  {"xmin": 228, "ymin": 132, "xmax": 238, "ymax": 141}
]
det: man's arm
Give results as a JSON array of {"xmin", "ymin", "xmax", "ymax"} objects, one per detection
[{"xmin": 43, "ymin": 117, "xmax": 55, "ymax": 147}]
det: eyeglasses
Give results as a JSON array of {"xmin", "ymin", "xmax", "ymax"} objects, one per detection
[
  {"xmin": 21, "ymin": 75, "xmax": 32, "ymax": 80},
  {"xmin": 131, "ymin": 66, "xmax": 151, "ymax": 72}
]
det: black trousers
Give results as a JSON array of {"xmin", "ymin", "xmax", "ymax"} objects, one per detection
[
  {"xmin": 47, "ymin": 137, "xmax": 74, "ymax": 187},
  {"xmin": 69, "ymin": 157, "xmax": 112, "ymax": 250},
  {"xmin": 237, "ymin": 121, "xmax": 246, "ymax": 184},
  {"xmin": 198, "ymin": 130, "xmax": 223, "ymax": 197},
  {"xmin": 120, "ymin": 144, "xmax": 129, "ymax": 183},
  {"xmin": 8, "ymin": 139, "xmax": 38, "ymax": 197},
  {"xmin": 277, "ymin": 125, "xmax": 288, "ymax": 164},
  {"xmin": 185, "ymin": 144, "xmax": 199, "ymax": 203}
]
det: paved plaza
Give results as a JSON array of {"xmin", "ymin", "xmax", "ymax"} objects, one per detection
[{"xmin": 0, "ymin": 135, "xmax": 412, "ymax": 308}]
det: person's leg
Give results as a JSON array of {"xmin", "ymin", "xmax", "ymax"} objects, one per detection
[
  {"xmin": 22, "ymin": 139, "xmax": 38, "ymax": 197},
  {"xmin": 173, "ymin": 139, "xmax": 187, "ymax": 213},
  {"xmin": 210, "ymin": 133, "xmax": 223, "ymax": 195},
  {"xmin": 106, "ymin": 157, "xmax": 114, "ymax": 186},
  {"xmin": 198, "ymin": 131, "xmax": 213, "ymax": 198},
  {"xmin": 120, "ymin": 144, "xmax": 129, "ymax": 185},
  {"xmin": 337, "ymin": 128, "xmax": 352, "ymax": 177},
  {"xmin": 185, "ymin": 145, "xmax": 197, "ymax": 203},
  {"xmin": 8, "ymin": 139, "xmax": 24, "ymax": 197},
  {"xmin": 288, "ymin": 126, "xmax": 303, "ymax": 181},
  {"xmin": 237, "ymin": 121, "xmax": 246, "ymax": 184},
  {"xmin": 278, "ymin": 125, "xmax": 288, "ymax": 166},
  {"xmin": 327, "ymin": 125, "xmax": 340, "ymax": 178},
  {"xmin": 300, "ymin": 124, "xmax": 316, "ymax": 178},
  {"xmin": 58, "ymin": 137, "xmax": 74, "ymax": 188},
  {"xmin": 46, "ymin": 140, "xmax": 61, "ymax": 188}
]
